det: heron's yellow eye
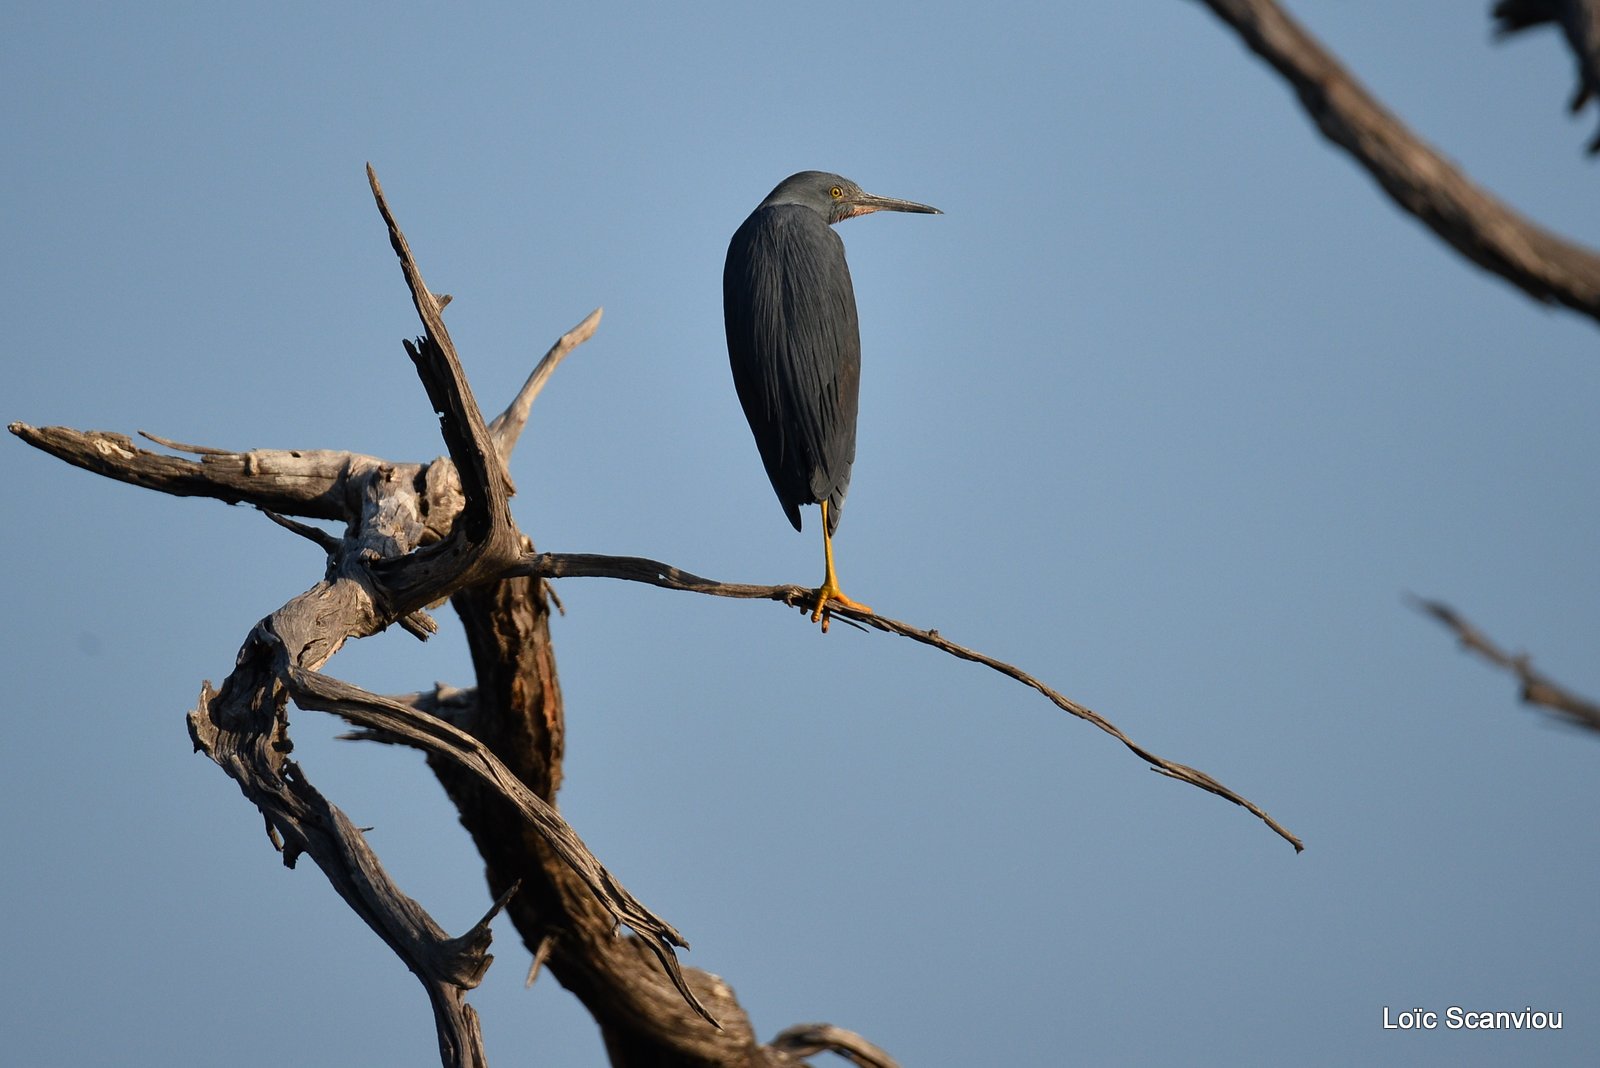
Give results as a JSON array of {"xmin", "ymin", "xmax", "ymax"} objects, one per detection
[{"xmin": 830, "ymin": 186, "xmax": 843, "ymax": 198}]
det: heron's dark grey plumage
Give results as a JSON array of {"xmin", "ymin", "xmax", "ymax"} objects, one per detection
[
  {"xmin": 725, "ymin": 200, "xmax": 859, "ymax": 534},
  {"xmin": 723, "ymin": 171, "xmax": 939, "ymax": 540}
]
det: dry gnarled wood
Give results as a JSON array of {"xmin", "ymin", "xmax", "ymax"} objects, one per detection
[
  {"xmin": 1193, "ymin": 0, "xmax": 1600, "ymax": 324},
  {"xmin": 6, "ymin": 168, "xmax": 883, "ymax": 1066},
  {"xmin": 283, "ymin": 664, "xmax": 712, "ymax": 1026},
  {"xmin": 9, "ymin": 170, "xmax": 721, "ymax": 1064}
]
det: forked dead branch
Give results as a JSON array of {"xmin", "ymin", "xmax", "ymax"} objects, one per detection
[{"xmin": 8, "ymin": 166, "xmax": 1299, "ymax": 1068}]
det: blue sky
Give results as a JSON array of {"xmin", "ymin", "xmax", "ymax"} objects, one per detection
[{"xmin": 4, "ymin": 3, "xmax": 1596, "ymax": 1065}]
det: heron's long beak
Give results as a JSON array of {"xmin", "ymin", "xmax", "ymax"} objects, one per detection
[{"xmin": 847, "ymin": 192, "xmax": 942, "ymax": 218}]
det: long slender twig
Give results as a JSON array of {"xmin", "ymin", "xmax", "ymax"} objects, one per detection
[
  {"xmin": 515, "ymin": 550, "xmax": 1305, "ymax": 853},
  {"xmin": 1412, "ymin": 596, "xmax": 1600, "ymax": 733},
  {"xmin": 260, "ymin": 507, "xmax": 342, "ymax": 552}
]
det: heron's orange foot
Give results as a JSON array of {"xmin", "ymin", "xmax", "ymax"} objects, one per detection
[{"xmin": 810, "ymin": 586, "xmax": 873, "ymax": 632}]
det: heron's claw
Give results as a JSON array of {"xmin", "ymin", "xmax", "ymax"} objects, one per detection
[{"xmin": 810, "ymin": 585, "xmax": 872, "ymax": 633}]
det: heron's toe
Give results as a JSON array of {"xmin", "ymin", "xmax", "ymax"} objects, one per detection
[{"xmin": 810, "ymin": 587, "xmax": 872, "ymax": 632}]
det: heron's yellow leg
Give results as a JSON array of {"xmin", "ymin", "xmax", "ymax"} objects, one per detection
[{"xmin": 810, "ymin": 500, "xmax": 872, "ymax": 631}]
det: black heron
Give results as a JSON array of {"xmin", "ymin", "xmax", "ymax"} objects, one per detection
[{"xmin": 723, "ymin": 171, "xmax": 940, "ymax": 630}]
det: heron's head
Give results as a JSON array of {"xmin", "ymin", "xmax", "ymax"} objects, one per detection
[{"xmin": 760, "ymin": 171, "xmax": 942, "ymax": 226}]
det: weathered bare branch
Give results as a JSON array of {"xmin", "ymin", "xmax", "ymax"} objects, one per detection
[
  {"xmin": 363, "ymin": 165, "xmax": 525, "ymax": 614},
  {"xmin": 7, "ymin": 423, "xmax": 367, "ymax": 518},
  {"xmin": 10, "ymin": 328, "xmax": 735, "ymax": 1057},
  {"xmin": 11, "ymin": 168, "xmax": 738, "ymax": 1063},
  {"xmin": 490, "ymin": 306, "xmax": 604, "ymax": 457},
  {"xmin": 190, "ymin": 650, "xmax": 497, "ymax": 1068},
  {"xmin": 283, "ymin": 665, "xmax": 716, "ymax": 1026},
  {"xmin": 366, "ymin": 164, "xmax": 508, "ymax": 524},
  {"xmin": 1412, "ymin": 596, "xmax": 1600, "ymax": 732},
  {"xmin": 1191, "ymin": 0, "xmax": 1600, "ymax": 323},
  {"xmin": 514, "ymin": 550, "xmax": 1305, "ymax": 853}
]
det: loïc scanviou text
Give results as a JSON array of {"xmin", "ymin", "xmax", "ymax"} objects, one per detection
[{"xmin": 1382, "ymin": 1006, "xmax": 1563, "ymax": 1030}]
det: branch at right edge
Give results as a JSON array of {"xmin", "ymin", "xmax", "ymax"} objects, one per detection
[
  {"xmin": 1412, "ymin": 596, "xmax": 1600, "ymax": 733},
  {"xmin": 1192, "ymin": 0, "xmax": 1600, "ymax": 325}
]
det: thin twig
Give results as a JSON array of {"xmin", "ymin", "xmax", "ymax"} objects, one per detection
[
  {"xmin": 769, "ymin": 1023, "xmax": 900, "ymax": 1068},
  {"xmin": 515, "ymin": 550, "xmax": 1304, "ymax": 852},
  {"xmin": 1412, "ymin": 595, "xmax": 1600, "ymax": 732},
  {"xmin": 525, "ymin": 933, "xmax": 554, "ymax": 988},
  {"xmin": 489, "ymin": 307, "xmax": 604, "ymax": 457},
  {"xmin": 260, "ymin": 507, "xmax": 342, "ymax": 553},
  {"xmin": 138, "ymin": 430, "xmax": 233, "ymax": 455}
]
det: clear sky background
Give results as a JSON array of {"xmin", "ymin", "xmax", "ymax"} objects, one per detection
[{"xmin": 4, "ymin": 3, "xmax": 1596, "ymax": 1066}]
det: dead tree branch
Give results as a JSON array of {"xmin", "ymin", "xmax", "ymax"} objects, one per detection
[
  {"xmin": 10, "ymin": 168, "xmax": 732, "ymax": 1064},
  {"xmin": 7, "ymin": 424, "xmax": 365, "ymax": 518},
  {"xmin": 489, "ymin": 305, "xmax": 603, "ymax": 456},
  {"xmin": 284, "ymin": 664, "xmax": 712, "ymax": 1024},
  {"xmin": 514, "ymin": 551, "xmax": 1304, "ymax": 853},
  {"xmin": 1412, "ymin": 596, "xmax": 1600, "ymax": 733},
  {"xmin": 1191, "ymin": 0, "xmax": 1600, "ymax": 324}
]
